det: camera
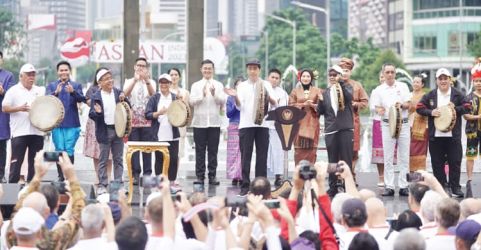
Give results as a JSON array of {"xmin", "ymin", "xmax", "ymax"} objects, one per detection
[
  {"xmin": 141, "ymin": 175, "xmax": 162, "ymax": 188},
  {"xmin": 51, "ymin": 181, "xmax": 67, "ymax": 194},
  {"xmin": 44, "ymin": 151, "xmax": 62, "ymax": 162},
  {"xmin": 299, "ymin": 160, "xmax": 317, "ymax": 180},
  {"xmin": 327, "ymin": 163, "xmax": 345, "ymax": 174},
  {"xmin": 406, "ymin": 172, "xmax": 424, "ymax": 182},
  {"xmin": 109, "ymin": 180, "xmax": 122, "ymax": 202}
]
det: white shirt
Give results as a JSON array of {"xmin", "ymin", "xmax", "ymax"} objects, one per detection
[
  {"xmin": 468, "ymin": 212, "xmax": 481, "ymax": 224},
  {"xmin": 435, "ymin": 88, "xmax": 453, "ymax": 137},
  {"xmin": 68, "ymin": 237, "xmax": 116, "ymax": 250},
  {"xmin": 157, "ymin": 93, "xmax": 174, "ymax": 141},
  {"xmin": 370, "ymin": 85, "xmax": 382, "ymax": 121},
  {"xmin": 425, "ymin": 235, "xmax": 455, "ymax": 250},
  {"xmin": 420, "ymin": 221, "xmax": 438, "ymax": 239},
  {"xmin": 145, "ymin": 236, "xmax": 174, "ymax": 250},
  {"xmin": 10, "ymin": 247, "xmax": 39, "ymax": 250},
  {"xmin": 265, "ymin": 86, "xmax": 288, "ymax": 129},
  {"xmin": 189, "ymin": 78, "xmax": 226, "ymax": 128},
  {"xmin": 123, "ymin": 78, "xmax": 156, "ymax": 127},
  {"xmin": 236, "ymin": 79, "xmax": 274, "ymax": 129},
  {"xmin": 369, "ymin": 224, "xmax": 397, "ymax": 250},
  {"xmin": 2, "ymin": 83, "xmax": 44, "ymax": 137},
  {"xmin": 371, "ymin": 81, "xmax": 411, "ymax": 120},
  {"xmin": 100, "ymin": 90, "xmax": 116, "ymax": 125}
]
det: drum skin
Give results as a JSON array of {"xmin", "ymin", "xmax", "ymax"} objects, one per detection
[
  {"xmin": 115, "ymin": 102, "xmax": 132, "ymax": 137},
  {"xmin": 167, "ymin": 100, "xmax": 192, "ymax": 127},
  {"xmin": 434, "ymin": 105, "xmax": 456, "ymax": 132},
  {"xmin": 389, "ymin": 105, "xmax": 402, "ymax": 139},
  {"xmin": 29, "ymin": 96, "xmax": 65, "ymax": 132}
]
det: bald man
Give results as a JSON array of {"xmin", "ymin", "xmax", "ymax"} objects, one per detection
[
  {"xmin": 460, "ymin": 198, "xmax": 481, "ymax": 221},
  {"xmin": 366, "ymin": 197, "xmax": 394, "ymax": 249}
]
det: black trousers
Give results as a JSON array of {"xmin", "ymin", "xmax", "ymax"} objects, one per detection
[
  {"xmin": 9, "ymin": 135, "xmax": 44, "ymax": 183},
  {"xmin": 325, "ymin": 130, "xmax": 354, "ymax": 190},
  {"xmin": 239, "ymin": 127, "xmax": 269, "ymax": 188},
  {"xmin": 129, "ymin": 127, "xmax": 152, "ymax": 176},
  {"xmin": 155, "ymin": 140, "xmax": 179, "ymax": 181},
  {"xmin": 0, "ymin": 139, "xmax": 6, "ymax": 179},
  {"xmin": 193, "ymin": 127, "xmax": 220, "ymax": 179},
  {"xmin": 429, "ymin": 137, "xmax": 462, "ymax": 189}
]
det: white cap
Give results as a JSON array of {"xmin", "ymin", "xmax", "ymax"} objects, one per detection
[
  {"xmin": 158, "ymin": 73, "xmax": 172, "ymax": 82},
  {"xmin": 13, "ymin": 207, "xmax": 45, "ymax": 235},
  {"xmin": 329, "ymin": 65, "xmax": 343, "ymax": 75},
  {"xmin": 436, "ymin": 68, "xmax": 452, "ymax": 78},
  {"xmin": 96, "ymin": 69, "xmax": 111, "ymax": 82},
  {"xmin": 20, "ymin": 63, "xmax": 36, "ymax": 74}
]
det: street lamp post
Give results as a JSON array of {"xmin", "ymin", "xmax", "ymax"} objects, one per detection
[
  {"xmin": 266, "ymin": 13, "xmax": 296, "ymax": 72},
  {"xmin": 291, "ymin": 1, "xmax": 330, "ymax": 81}
]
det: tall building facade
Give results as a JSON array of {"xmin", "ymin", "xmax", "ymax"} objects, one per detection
[
  {"xmin": 206, "ymin": 0, "xmax": 219, "ymax": 37},
  {"xmin": 348, "ymin": 0, "xmax": 388, "ymax": 47},
  {"xmin": 39, "ymin": 0, "xmax": 86, "ymax": 43},
  {"xmin": 404, "ymin": 0, "xmax": 481, "ymax": 88},
  {"xmin": 228, "ymin": 0, "xmax": 259, "ymax": 37}
]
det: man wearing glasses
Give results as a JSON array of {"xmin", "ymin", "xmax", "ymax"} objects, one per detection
[
  {"xmin": 317, "ymin": 65, "xmax": 354, "ymax": 196},
  {"xmin": 123, "ymin": 57, "xmax": 156, "ymax": 185},
  {"xmin": 89, "ymin": 68, "xmax": 126, "ymax": 194},
  {"xmin": 371, "ymin": 63, "xmax": 411, "ymax": 197}
]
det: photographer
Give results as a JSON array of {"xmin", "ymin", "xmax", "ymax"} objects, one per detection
[{"xmin": 6, "ymin": 150, "xmax": 85, "ymax": 249}]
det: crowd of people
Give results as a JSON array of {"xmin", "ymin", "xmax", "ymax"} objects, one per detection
[{"xmin": 1, "ymin": 49, "xmax": 481, "ymax": 249}]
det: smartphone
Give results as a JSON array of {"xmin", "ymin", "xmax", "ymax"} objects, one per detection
[
  {"xmin": 44, "ymin": 151, "xmax": 62, "ymax": 162},
  {"xmin": 109, "ymin": 181, "xmax": 122, "ymax": 202},
  {"xmin": 263, "ymin": 199, "xmax": 280, "ymax": 209},
  {"xmin": 406, "ymin": 172, "xmax": 424, "ymax": 182}
]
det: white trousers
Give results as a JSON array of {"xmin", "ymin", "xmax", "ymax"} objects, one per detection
[
  {"xmin": 381, "ymin": 122, "xmax": 410, "ymax": 189},
  {"xmin": 267, "ymin": 129, "xmax": 284, "ymax": 177}
]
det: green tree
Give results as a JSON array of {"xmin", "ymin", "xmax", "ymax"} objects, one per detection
[
  {"xmin": 468, "ymin": 29, "xmax": 481, "ymax": 57},
  {"xmin": 76, "ymin": 63, "xmax": 98, "ymax": 84},
  {"xmin": 2, "ymin": 57, "xmax": 24, "ymax": 83},
  {"xmin": 227, "ymin": 41, "xmax": 245, "ymax": 85},
  {"xmin": 256, "ymin": 8, "xmax": 327, "ymax": 91},
  {"xmin": 352, "ymin": 49, "xmax": 406, "ymax": 94},
  {"xmin": 0, "ymin": 7, "xmax": 25, "ymax": 57}
]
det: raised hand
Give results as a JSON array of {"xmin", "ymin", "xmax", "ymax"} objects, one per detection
[{"xmin": 224, "ymin": 88, "xmax": 237, "ymax": 97}]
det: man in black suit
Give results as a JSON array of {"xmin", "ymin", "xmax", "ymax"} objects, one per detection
[{"xmin": 416, "ymin": 68, "xmax": 470, "ymax": 198}]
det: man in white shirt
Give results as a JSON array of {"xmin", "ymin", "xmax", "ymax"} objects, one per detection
[
  {"xmin": 88, "ymin": 68, "xmax": 126, "ymax": 194},
  {"xmin": 372, "ymin": 63, "xmax": 411, "ymax": 197},
  {"xmin": 417, "ymin": 68, "xmax": 470, "ymax": 198},
  {"xmin": 265, "ymin": 68, "xmax": 289, "ymax": 186},
  {"xmin": 189, "ymin": 59, "xmax": 226, "ymax": 185},
  {"xmin": 225, "ymin": 59, "xmax": 276, "ymax": 196},
  {"xmin": 145, "ymin": 74, "xmax": 180, "ymax": 183},
  {"xmin": 425, "ymin": 198, "xmax": 460, "ymax": 250},
  {"xmin": 123, "ymin": 57, "xmax": 156, "ymax": 185},
  {"xmin": 2, "ymin": 63, "xmax": 44, "ymax": 183},
  {"xmin": 69, "ymin": 204, "xmax": 115, "ymax": 250}
]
